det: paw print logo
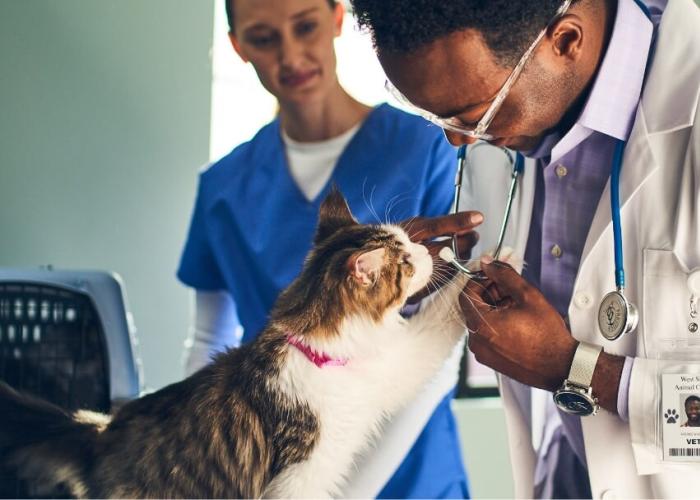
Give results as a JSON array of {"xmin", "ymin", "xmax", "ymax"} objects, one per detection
[{"xmin": 665, "ymin": 409, "xmax": 679, "ymax": 424}]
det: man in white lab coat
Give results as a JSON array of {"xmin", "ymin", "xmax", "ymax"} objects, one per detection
[{"xmin": 351, "ymin": 0, "xmax": 700, "ymax": 496}]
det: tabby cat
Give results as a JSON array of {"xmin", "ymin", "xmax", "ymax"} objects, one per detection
[{"xmin": 0, "ymin": 188, "xmax": 470, "ymax": 498}]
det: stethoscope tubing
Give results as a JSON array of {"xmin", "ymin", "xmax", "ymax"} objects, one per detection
[
  {"xmin": 451, "ymin": 143, "xmax": 524, "ymax": 277},
  {"xmin": 611, "ymin": 139, "xmax": 627, "ymax": 290}
]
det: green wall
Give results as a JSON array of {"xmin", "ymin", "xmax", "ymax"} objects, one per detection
[{"xmin": 0, "ymin": 0, "xmax": 215, "ymax": 390}]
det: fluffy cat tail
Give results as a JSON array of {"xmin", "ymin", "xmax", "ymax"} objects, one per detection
[{"xmin": 0, "ymin": 381, "xmax": 106, "ymax": 498}]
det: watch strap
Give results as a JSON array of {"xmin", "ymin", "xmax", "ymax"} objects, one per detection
[{"xmin": 568, "ymin": 341, "xmax": 602, "ymax": 387}]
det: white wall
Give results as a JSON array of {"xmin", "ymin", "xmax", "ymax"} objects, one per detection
[
  {"xmin": 0, "ymin": 0, "xmax": 215, "ymax": 391},
  {"xmin": 455, "ymin": 398, "xmax": 515, "ymax": 498}
]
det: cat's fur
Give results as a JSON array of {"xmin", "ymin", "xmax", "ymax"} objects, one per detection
[{"xmin": 0, "ymin": 188, "xmax": 470, "ymax": 498}]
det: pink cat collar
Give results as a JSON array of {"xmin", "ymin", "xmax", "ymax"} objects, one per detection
[{"xmin": 286, "ymin": 335, "xmax": 348, "ymax": 368}]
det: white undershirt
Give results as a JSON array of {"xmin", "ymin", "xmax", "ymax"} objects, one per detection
[{"xmin": 281, "ymin": 124, "xmax": 360, "ymax": 201}]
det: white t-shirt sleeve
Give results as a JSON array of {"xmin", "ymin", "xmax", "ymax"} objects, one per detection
[{"xmin": 183, "ymin": 289, "xmax": 242, "ymax": 376}]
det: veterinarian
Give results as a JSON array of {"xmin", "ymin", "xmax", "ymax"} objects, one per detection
[
  {"xmin": 351, "ymin": 0, "xmax": 700, "ymax": 497},
  {"xmin": 177, "ymin": 0, "xmax": 477, "ymax": 497}
]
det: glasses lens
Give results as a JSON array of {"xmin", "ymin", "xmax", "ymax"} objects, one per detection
[{"xmin": 385, "ymin": 80, "xmax": 494, "ymax": 140}]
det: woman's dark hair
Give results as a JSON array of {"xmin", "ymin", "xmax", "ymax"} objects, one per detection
[
  {"xmin": 226, "ymin": 0, "xmax": 338, "ymax": 32},
  {"xmin": 350, "ymin": 0, "xmax": 575, "ymax": 66}
]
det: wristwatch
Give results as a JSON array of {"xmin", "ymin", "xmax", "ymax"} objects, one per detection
[{"xmin": 553, "ymin": 341, "xmax": 603, "ymax": 416}]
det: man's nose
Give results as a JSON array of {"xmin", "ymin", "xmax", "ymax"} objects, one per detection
[{"xmin": 443, "ymin": 130, "xmax": 479, "ymax": 147}]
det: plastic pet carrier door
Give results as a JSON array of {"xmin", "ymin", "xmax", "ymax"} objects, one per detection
[{"xmin": 0, "ymin": 268, "xmax": 141, "ymax": 498}]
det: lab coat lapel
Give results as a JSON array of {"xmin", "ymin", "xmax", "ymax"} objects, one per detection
[
  {"xmin": 578, "ymin": 0, "xmax": 700, "ymax": 275},
  {"xmin": 577, "ymin": 116, "xmax": 658, "ymax": 274}
]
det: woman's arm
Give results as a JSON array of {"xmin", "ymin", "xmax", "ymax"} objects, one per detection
[{"xmin": 183, "ymin": 289, "xmax": 242, "ymax": 376}]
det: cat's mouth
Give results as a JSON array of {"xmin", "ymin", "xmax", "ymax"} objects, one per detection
[{"xmin": 405, "ymin": 248, "xmax": 433, "ymax": 298}]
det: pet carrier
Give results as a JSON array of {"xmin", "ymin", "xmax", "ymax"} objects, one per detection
[{"xmin": 0, "ymin": 267, "xmax": 142, "ymax": 498}]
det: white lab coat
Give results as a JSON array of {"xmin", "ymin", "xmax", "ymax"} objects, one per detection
[{"xmin": 462, "ymin": 0, "xmax": 700, "ymax": 497}]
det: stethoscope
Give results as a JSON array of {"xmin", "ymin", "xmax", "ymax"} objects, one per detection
[
  {"xmin": 450, "ymin": 143, "xmax": 524, "ymax": 277},
  {"xmin": 596, "ymin": 140, "xmax": 638, "ymax": 340},
  {"xmin": 448, "ymin": 140, "xmax": 638, "ymax": 341}
]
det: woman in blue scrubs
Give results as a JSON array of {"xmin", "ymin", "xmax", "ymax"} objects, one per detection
[{"xmin": 178, "ymin": 0, "xmax": 469, "ymax": 497}]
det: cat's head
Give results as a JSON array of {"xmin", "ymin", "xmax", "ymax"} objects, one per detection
[{"xmin": 272, "ymin": 187, "xmax": 433, "ymax": 336}]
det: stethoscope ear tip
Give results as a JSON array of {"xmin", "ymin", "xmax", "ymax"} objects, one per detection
[{"xmin": 439, "ymin": 246, "xmax": 456, "ymax": 264}]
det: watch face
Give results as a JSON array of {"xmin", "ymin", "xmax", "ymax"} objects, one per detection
[{"xmin": 554, "ymin": 390, "xmax": 596, "ymax": 416}]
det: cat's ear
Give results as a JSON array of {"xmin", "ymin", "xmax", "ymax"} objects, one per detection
[
  {"xmin": 315, "ymin": 186, "xmax": 358, "ymax": 245},
  {"xmin": 349, "ymin": 248, "xmax": 385, "ymax": 286}
]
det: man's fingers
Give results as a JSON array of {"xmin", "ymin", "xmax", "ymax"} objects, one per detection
[
  {"xmin": 480, "ymin": 258, "xmax": 529, "ymax": 302},
  {"xmin": 401, "ymin": 211, "xmax": 483, "ymax": 242},
  {"xmin": 459, "ymin": 278, "xmax": 493, "ymax": 332}
]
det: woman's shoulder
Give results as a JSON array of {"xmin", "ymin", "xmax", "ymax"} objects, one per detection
[{"xmin": 199, "ymin": 120, "xmax": 281, "ymax": 185}]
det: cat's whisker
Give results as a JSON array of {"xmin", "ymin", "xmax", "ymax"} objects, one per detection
[
  {"xmin": 361, "ymin": 179, "xmax": 383, "ymax": 224},
  {"xmin": 383, "ymin": 193, "xmax": 413, "ymax": 225}
]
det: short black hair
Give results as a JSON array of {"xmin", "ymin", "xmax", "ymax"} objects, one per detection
[
  {"xmin": 226, "ymin": 0, "xmax": 338, "ymax": 32},
  {"xmin": 350, "ymin": 0, "xmax": 571, "ymax": 66},
  {"xmin": 685, "ymin": 395, "xmax": 700, "ymax": 407}
]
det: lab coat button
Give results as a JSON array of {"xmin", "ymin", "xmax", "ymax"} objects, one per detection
[
  {"xmin": 600, "ymin": 489, "xmax": 617, "ymax": 500},
  {"xmin": 574, "ymin": 291, "xmax": 593, "ymax": 309}
]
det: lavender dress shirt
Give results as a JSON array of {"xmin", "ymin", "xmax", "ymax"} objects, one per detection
[{"xmin": 520, "ymin": 0, "xmax": 664, "ymax": 495}]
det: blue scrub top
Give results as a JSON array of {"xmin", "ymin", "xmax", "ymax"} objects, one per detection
[{"xmin": 178, "ymin": 103, "xmax": 469, "ymax": 498}]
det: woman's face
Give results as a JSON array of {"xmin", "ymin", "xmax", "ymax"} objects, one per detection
[{"xmin": 229, "ymin": 0, "xmax": 342, "ymax": 106}]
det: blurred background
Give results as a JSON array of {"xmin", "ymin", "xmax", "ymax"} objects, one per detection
[{"xmin": 0, "ymin": 1, "xmax": 512, "ymax": 496}]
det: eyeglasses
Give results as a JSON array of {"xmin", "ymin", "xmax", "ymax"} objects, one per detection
[{"xmin": 385, "ymin": 0, "xmax": 573, "ymax": 141}]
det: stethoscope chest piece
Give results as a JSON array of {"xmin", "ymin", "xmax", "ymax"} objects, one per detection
[{"xmin": 598, "ymin": 290, "xmax": 639, "ymax": 341}]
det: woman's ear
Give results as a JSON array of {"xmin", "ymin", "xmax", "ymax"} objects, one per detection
[
  {"xmin": 314, "ymin": 186, "xmax": 358, "ymax": 245},
  {"xmin": 332, "ymin": 1, "xmax": 344, "ymax": 37},
  {"xmin": 229, "ymin": 31, "xmax": 249, "ymax": 63},
  {"xmin": 348, "ymin": 248, "xmax": 385, "ymax": 286}
]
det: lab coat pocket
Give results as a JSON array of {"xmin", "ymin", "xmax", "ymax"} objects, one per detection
[{"xmin": 642, "ymin": 248, "xmax": 695, "ymax": 355}]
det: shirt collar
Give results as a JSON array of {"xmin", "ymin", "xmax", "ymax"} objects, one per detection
[{"xmin": 531, "ymin": 0, "xmax": 655, "ymax": 162}]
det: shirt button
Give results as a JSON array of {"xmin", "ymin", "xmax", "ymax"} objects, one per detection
[
  {"xmin": 574, "ymin": 291, "xmax": 593, "ymax": 309},
  {"xmin": 555, "ymin": 164, "xmax": 568, "ymax": 178},
  {"xmin": 550, "ymin": 244, "xmax": 563, "ymax": 258}
]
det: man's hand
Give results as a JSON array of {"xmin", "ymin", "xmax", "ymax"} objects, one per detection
[
  {"xmin": 460, "ymin": 256, "xmax": 578, "ymax": 392},
  {"xmin": 400, "ymin": 211, "xmax": 483, "ymax": 302}
]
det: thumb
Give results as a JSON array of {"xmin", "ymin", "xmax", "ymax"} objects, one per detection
[{"xmin": 480, "ymin": 255, "xmax": 528, "ymax": 302}]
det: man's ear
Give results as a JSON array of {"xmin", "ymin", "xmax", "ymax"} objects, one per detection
[
  {"xmin": 314, "ymin": 186, "xmax": 358, "ymax": 245},
  {"xmin": 348, "ymin": 248, "xmax": 385, "ymax": 286}
]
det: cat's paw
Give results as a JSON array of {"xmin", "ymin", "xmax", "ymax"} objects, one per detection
[
  {"xmin": 471, "ymin": 246, "xmax": 524, "ymax": 274},
  {"xmin": 495, "ymin": 247, "xmax": 524, "ymax": 274}
]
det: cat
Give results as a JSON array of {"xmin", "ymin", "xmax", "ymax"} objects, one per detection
[{"xmin": 0, "ymin": 188, "xmax": 471, "ymax": 499}]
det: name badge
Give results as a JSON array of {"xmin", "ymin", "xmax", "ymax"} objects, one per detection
[{"xmin": 661, "ymin": 373, "xmax": 700, "ymax": 462}]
